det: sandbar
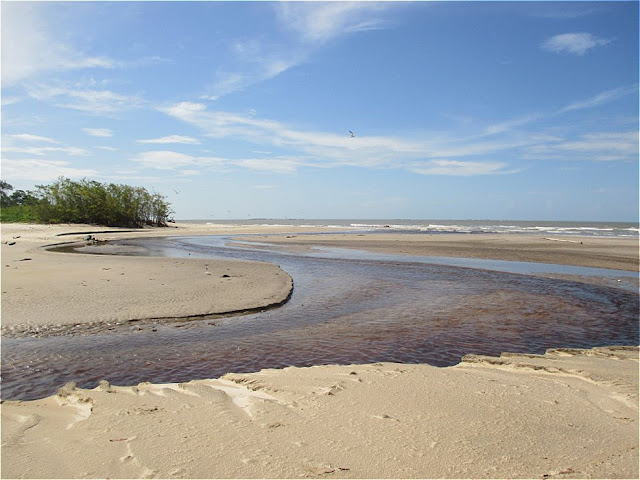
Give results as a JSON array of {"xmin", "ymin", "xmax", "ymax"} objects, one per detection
[
  {"xmin": 239, "ymin": 232, "xmax": 639, "ymax": 272},
  {"xmin": 1, "ymin": 223, "xmax": 300, "ymax": 337}
]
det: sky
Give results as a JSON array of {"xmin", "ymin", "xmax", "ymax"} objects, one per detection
[{"xmin": 1, "ymin": 1, "xmax": 638, "ymax": 221}]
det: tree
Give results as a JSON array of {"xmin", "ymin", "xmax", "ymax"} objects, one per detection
[
  {"xmin": 1, "ymin": 180, "xmax": 14, "ymax": 206},
  {"xmin": 1, "ymin": 177, "xmax": 173, "ymax": 227}
]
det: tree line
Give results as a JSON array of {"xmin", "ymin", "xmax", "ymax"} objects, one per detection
[{"xmin": 0, "ymin": 178, "xmax": 173, "ymax": 228}]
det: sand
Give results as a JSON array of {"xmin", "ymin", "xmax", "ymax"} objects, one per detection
[
  {"xmin": 1, "ymin": 223, "xmax": 300, "ymax": 338},
  {"xmin": 1, "ymin": 222, "xmax": 638, "ymax": 478},
  {"xmin": 237, "ymin": 232, "xmax": 639, "ymax": 272},
  {"xmin": 2, "ymin": 346, "xmax": 637, "ymax": 478}
]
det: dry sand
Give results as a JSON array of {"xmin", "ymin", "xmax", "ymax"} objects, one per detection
[
  {"xmin": 1, "ymin": 223, "xmax": 301, "ymax": 338},
  {"xmin": 1, "ymin": 222, "xmax": 638, "ymax": 478},
  {"xmin": 2, "ymin": 347, "xmax": 637, "ymax": 479}
]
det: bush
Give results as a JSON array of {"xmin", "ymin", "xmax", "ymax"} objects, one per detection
[
  {"xmin": 0, "ymin": 178, "xmax": 173, "ymax": 228},
  {"xmin": 0, "ymin": 205, "xmax": 40, "ymax": 223}
]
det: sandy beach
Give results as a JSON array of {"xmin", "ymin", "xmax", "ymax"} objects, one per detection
[
  {"xmin": 2, "ymin": 347, "xmax": 638, "ymax": 478},
  {"xmin": 1, "ymin": 222, "xmax": 638, "ymax": 478}
]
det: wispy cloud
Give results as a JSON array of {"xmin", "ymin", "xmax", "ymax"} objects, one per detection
[
  {"xmin": 83, "ymin": 128, "xmax": 113, "ymax": 138},
  {"xmin": 524, "ymin": 131, "xmax": 638, "ymax": 162},
  {"xmin": 161, "ymin": 102, "xmax": 536, "ymax": 176},
  {"xmin": 6, "ymin": 133, "xmax": 59, "ymax": 143},
  {"xmin": 131, "ymin": 151, "xmax": 198, "ymax": 170},
  {"xmin": 2, "ymin": 146, "xmax": 90, "ymax": 156},
  {"xmin": 275, "ymin": 2, "xmax": 392, "ymax": 45},
  {"xmin": 541, "ymin": 32, "xmax": 611, "ymax": 56},
  {"xmin": 232, "ymin": 157, "xmax": 304, "ymax": 174},
  {"xmin": 482, "ymin": 114, "xmax": 542, "ymax": 136},
  {"xmin": 1, "ymin": 158, "xmax": 98, "ymax": 181},
  {"xmin": 1, "ymin": 3, "xmax": 115, "ymax": 86},
  {"xmin": 131, "ymin": 151, "xmax": 224, "ymax": 171},
  {"xmin": 27, "ymin": 84, "xmax": 144, "ymax": 114},
  {"xmin": 163, "ymin": 97, "xmax": 639, "ymax": 177},
  {"xmin": 203, "ymin": 2, "xmax": 397, "ymax": 100},
  {"xmin": 409, "ymin": 160, "xmax": 514, "ymax": 176},
  {"xmin": 558, "ymin": 85, "xmax": 638, "ymax": 114},
  {"xmin": 137, "ymin": 135, "xmax": 201, "ymax": 145},
  {"xmin": 1, "ymin": 96, "xmax": 25, "ymax": 106}
]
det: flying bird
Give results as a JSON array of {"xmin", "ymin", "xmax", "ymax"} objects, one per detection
[{"xmin": 349, "ymin": 130, "xmax": 355, "ymax": 138}]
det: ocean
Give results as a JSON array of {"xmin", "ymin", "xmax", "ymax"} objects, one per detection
[{"xmin": 180, "ymin": 219, "xmax": 639, "ymax": 238}]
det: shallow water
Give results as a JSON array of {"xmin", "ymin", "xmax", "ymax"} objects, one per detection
[{"xmin": 1, "ymin": 235, "xmax": 638, "ymax": 400}]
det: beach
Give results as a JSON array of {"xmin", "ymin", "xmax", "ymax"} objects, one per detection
[{"xmin": 1, "ymin": 222, "xmax": 638, "ymax": 478}]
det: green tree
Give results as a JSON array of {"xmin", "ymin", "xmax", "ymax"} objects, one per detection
[{"xmin": 1, "ymin": 177, "xmax": 173, "ymax": 227}]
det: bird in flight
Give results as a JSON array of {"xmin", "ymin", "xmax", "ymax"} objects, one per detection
[{"xmin": 349, "ymin": 130, "xmax": 355, "ymax": 138}]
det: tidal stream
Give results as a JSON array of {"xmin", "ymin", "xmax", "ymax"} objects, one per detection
[{"xmin": 1, "ymin": 235, "xmax": 638, "ymax": 400}]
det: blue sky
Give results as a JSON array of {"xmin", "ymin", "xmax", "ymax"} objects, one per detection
[{"xmin": 1, "ymin": 1, "xmax": 638, "ymax": 221}]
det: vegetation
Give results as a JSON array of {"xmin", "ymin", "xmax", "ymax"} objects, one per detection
[{"xmin": 0, "ymin": 178, "xmax": 172, "ymax": 228}]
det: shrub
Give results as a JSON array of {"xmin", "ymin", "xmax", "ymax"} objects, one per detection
[{"xmin": 0, "ymin": 178, "xmax": 173, "ymax": 228}]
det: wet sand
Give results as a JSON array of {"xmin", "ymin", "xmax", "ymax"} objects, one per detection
[
  {"xmin": 240, "ymin": 232, "xmax": 639, "ymax": 272},
  {"xmin": 1, "ymin": 222, "xmax": 638, "ymax": 478}
]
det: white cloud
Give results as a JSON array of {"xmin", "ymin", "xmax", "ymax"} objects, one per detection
[
  {"xmin": 203, "ymin": 2, "xmax": 397, "ymax": 99},
  {"xmin": 96, "ymin": 146, "xmax": 118, "ymax": 151},
  {"xmin": 524, "ymin": 131, "xmax": 638, "ymax": 162},
  {"xmin": 132, "ymin": 151, "xmax": 196, "ymax": 170},
  {"xmin": 131, "ymin": 151, "xmax": 225, "ymax": 171},
  {"xmin": 231, "ymin": 157, "xmax": 302, "ymax": 174},
  {"xmin": 541, "ymin": 33, "xmax": 611, "ymax": 55},
  {"xmin": 83, "ymin": 128, "xmax": 113, "ymax": 138},
  {"xmin": 410, "ymin": 160, "xmax": 513, "ymax": 176},
  {"xmin": 161, "ymin": 102, "xmax": 542, "ymax": 176},
  {"xmin": 483, "ymin": 114, "xmax": 541, "ymax": 136},
  {"xmin": 137, "ymin": 135, "xmax": 201, "ymax": 145},
  {"xmin": 7, "ymin": 133, "xmax": 59, "ymax": 143},
  {"xmin": 1, "ymin": 96, "xmax": 25, "ymax": 106},
  {"xmin": 275, "ymin": 2, "xmax": 391, "ymax": 45},
  {"xmin": 1, "ymin": 3, "xmax": 114, "ymax": 86},
  {"xmin": 558, "ymin": 85, "xmax": 638, "ymax": 114},
  {"xmin": 2, "ymin": 146, "xmax": 90, "ymax": 156},
  {"xmin": 27, "ymin": 84, "xmax": 144, "ymax": 114},
  {"xmin": 1, "ymin": 158, "xmax": 98, "ymax": 182}
]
